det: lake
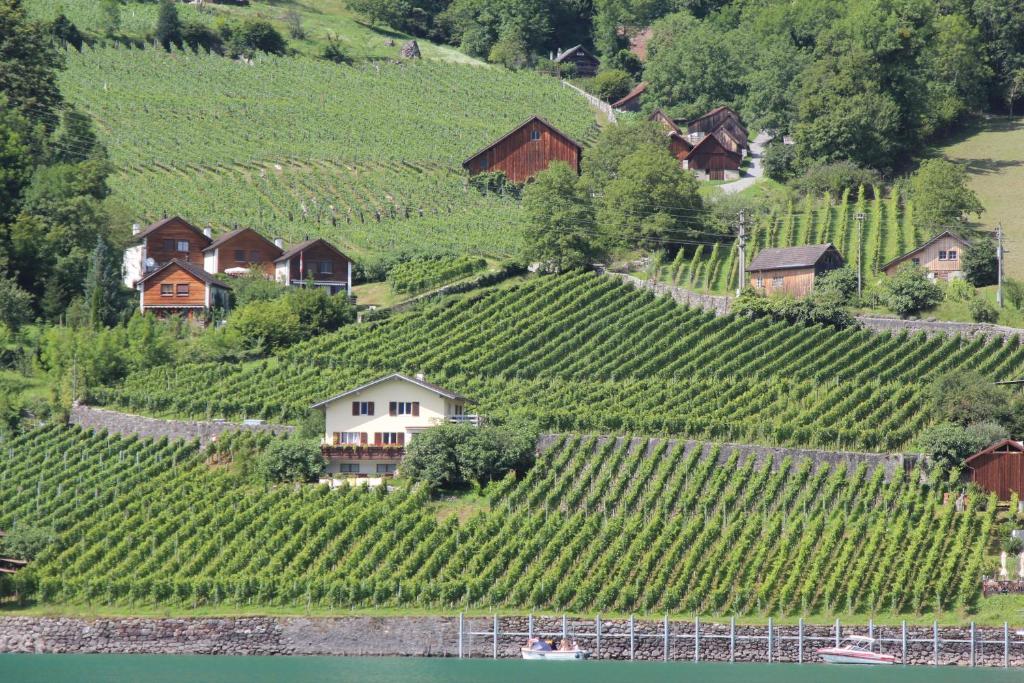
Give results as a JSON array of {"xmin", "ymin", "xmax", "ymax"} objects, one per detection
[{"xmin": 2, "ymin": 656, "xmax": 1023, "ymax": 683}]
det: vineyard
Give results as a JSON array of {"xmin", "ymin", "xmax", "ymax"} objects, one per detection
[
  {"xmin": 388, "ymin": 255, "xmax": 488, "ymax": 294},
  {"xmin": 676, "ymin": 187, "xmax": 921, "ymax": 293},
  {"xmin": 94, "ymin": 271, "xmax": 1024, "ymax": 452},
  {"xmin": 2, "ymin": 427, "xmax": 994, "ymax": 616}
]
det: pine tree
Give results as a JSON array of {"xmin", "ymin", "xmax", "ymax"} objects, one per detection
[
  {"xmin": 155, "ymin": 0, "xmax": 181, "ymax": 50},
  {"xmin": 83, "ymin": 237, "xmax": 123, "ymax": 329}
]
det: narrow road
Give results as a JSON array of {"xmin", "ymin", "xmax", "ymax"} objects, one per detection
[{"xmin": 720, "ymin": 131, "xmax": 770, "ymax": 194}]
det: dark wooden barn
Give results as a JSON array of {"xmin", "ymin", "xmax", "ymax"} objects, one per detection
[
  {"xmin": 649, "ymin": 108, "xmax": 682, "ymax": 134},
  {"xmin": 965, "ymin": 439, "xmax": 1024, "ymax": 500},
  {"xmin": 462, "ymin": 116, "xmax": 582, "ymax": 184},
  {"xmin": 612, "ymin": 82, "xmax": 646, "ymax": 112},
  {"xmin": 687, "ymin": 106, "xmax": 745, "ymax": 136},
  {"xmin": 684, "ymin": 134, "xmax": 742, "ymax": 180},
  {"xmin": 554, "ymin": 45, "xmax": 600, "ymax": 77},
  {"xmin": 667, "ymin": 131, "xmax": 693, "ymax": 163}
]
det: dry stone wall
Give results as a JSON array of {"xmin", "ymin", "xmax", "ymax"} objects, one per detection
[{"xmin": 69, "ymin": 405, "xmax": 294, "ymax": 446}]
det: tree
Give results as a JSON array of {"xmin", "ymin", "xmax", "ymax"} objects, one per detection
[
  {"xmin": 228, "ymin": 21, "xmax": 288, "ymax": 58},
  {"xmin": 488, "ymin": 26, "xmax": 530, "ymax": 70},
  {"xmin": 969, "ymin": 296, "xmax": 998, "ymax": 323},
  {"xmin": 401, "ymin": 423, "xmax": 466, "ymax": 490},
  {"xmin": 254, "ymin": 438, "xmax": 323, "ymax": 483},
  {"xmin": 762, "ymin": 142, "xmax": 798, "ymax": 182},
  {"xmin": 100, "ymin": 0, "xmax": 121, "ymax": 37},
  {"xmin": 592, "ymin": 69, "xmax": 632, "ymax": 102},
  {"xmin": 0, "ymin": 99, "xmax": 37, "ymax": 225},
  {"xmin": 402, "ymin": 420, "xmax": 538, "ymax": 490},
  {"xmin": 0, "ymin": 276, "xmax": 32, "ymax": 330},
  {"xmin": 49, "ymin": 14, "xmax": 83, "ymax": 51},
  {"xmin": 82, "ymin": 237, "xmax": 125, "ymax": 329},
  {"xmin": 909, "ymin": 159, "xmax": 983, "ymax": 235},
  {"xmin": 230, "ymin": 299, "xmax": 303, "ymax": 352},
  {"xmin": 0, "ymin": 0, "xmax": 64, "ymax": 127},
  {"xmin": 521, "ymin": 162, "xmax": 601, "ymax": 272},
  {"xmin": 918, "ymin": 421, "xmax": 1007, "ymax": 473},
  {"xmin": 581, "ymin": 120, "xmax": 668, "ymax": 193},
  {"xmin": 155, "ymin": 0, "xmax": 182, "ymax": 50},
  {"xmin": 929, "ymin": 370, "xmax": 1015, "ymax": 428},
  {"xmin": 1008, "ymin": 69, "xmax": 1024, "ymax": 117},
  {"xmin": 792, "ymin": 163, "xmax": 879, "ymax": 198},
  {"xmin": 0, "ymin": 524, "xmax": 55, "ymax": 560},
  {"xmin": 605, "ymin": 49, "xmax": 642, "ymax": 78},
  {"xmin": 962, "ymin": 239, "xmax": 997, "ymax": 287},
  {"xmin": 879, "ymin": 264, "xmax": 943, "ymax": 317},
  {"xmin": 810, "ymin": 267, "xmax": 858, "ymax": 306}
]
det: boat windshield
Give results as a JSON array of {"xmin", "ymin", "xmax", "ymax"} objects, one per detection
[
  {"xmin": 530, "ymin": 640, "xmax": 553, "ymax": 651},
  {"xmin": 841, "ymin": 637, "xmax": 874, "ymax": 652}
]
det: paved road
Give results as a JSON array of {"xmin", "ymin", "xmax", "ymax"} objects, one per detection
[{"xmin": 720, "ymin": 131, "xmax": 770, "ymax": 194}]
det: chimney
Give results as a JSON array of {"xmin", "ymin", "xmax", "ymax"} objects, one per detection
[
  {"xmin": 274, "ymin": 238, "xmax": 284, "ymax": 249},
  {"xmin": 131, "ymin": 223, "xmax": 141, "ymax": 236},
  {"xmin": 203, "ymin": 226, "xmax": 213, "ymax": 238},
  {"xmin": 414, "ymin": 373, "xmax": 425, "ymax": 382}
]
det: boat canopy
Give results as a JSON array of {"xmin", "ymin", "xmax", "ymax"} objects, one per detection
[{"xmin": 531, "ymin": 640, "xmax": 553, "ymax": 651}]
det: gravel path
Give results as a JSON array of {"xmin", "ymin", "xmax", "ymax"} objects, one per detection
[{"xmin": 719, "ymin": 131, "xmax": 770, "ymax": 194}]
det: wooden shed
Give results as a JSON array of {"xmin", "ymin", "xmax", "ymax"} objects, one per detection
[
  {"xmin": 612, "ymin": 82, "xmax": 646, "ymax": 112},
  {"xmin": 965, "ymin": 439, "xmax": 1024, "ymax": 500},
  {"xmin": 462, "ymin": 116, "xmax": 582, "ymax": 184},
  {"xmin": 747, "ymin": 244, "xmax": 844, "ymax": 298},
  {"xmin": 683, "ymin": 134, "xmax": 741, "ymax": 180},
  {"xmin": 880, "ymin": 231, "xmax": 971, "ymax": 281},
  {"xmin": 554, "ymin": 45, "xmax": 600, "ymax": 77},
  {"xmin": 649, "ymin": 108, "xmax": 681, "ymax": 134}
]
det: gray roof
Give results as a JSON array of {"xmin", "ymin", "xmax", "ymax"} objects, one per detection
[
  {"xmin": 310, "ymin": 373, "xmax": 467, "ymax": 409},
  {"xmin": 137, "ymin": 259, "xmax": 231, "ymax": 289},
  {"xmin": 554, "ymin": 45, "xmax": 597, "ymax": 63},
  {"xmin": 747, "ymin": 244, "xmax": 842, "ymax": 272},
  {"xmin": 134, "ymin": 216, "xmax": 211, "ymax": 244}
]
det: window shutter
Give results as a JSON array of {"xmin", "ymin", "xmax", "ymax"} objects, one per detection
[
  {"xmin": 352, "ymin": 401, "xmax": 359, "ymax": 416},
  {"xmin": 374, "ymin": 432, "xmax": 382, "ymax": 445},
  {"xmin": 389, "ymin": 401, "xmax": 397, "ymax": 417},
  {"xmin": 367, "ymin": 402, "xmax": 375, "ymax": 415},
  {"xmin": 398, "ymin": 432, "xmax": 405, "ymax": 446},
  {"xmin": 360, "ymin": 432, "xmax": 368, "ymax": 445},
  {"xmin": 412, "ymin": 402, "xmax": 420, "ymax": 417}
]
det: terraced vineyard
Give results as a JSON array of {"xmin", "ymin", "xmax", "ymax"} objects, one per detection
[
  {"xmin": 3, "ymin": 427, "xmax": 994, "ymax": 615},
  {"xmin": 678, "ymin": 188, "xmax": 922, "ymax": 293},
  {"xmin": 95, "ymin": 272, "xmax": 1024, "ymax": 452}
]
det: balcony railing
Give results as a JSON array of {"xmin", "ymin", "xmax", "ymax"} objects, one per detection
[
  {"xmin": 445, "ymin": 414, "xmax": 484, "ymax": 427},
  {"xmin": 321, "ymin": 444, "xmax": 404, "ymax": 460}
]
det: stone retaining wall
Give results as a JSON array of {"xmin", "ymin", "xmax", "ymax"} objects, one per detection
[
  {"xmin": 69, "ymin": 405, "xmax": 294, "ymax": 447},
  {"xmin": 1, "ymin": 615, "xmax": 1018, "ymax": 665},
  {"xmin": 604, "ymin": 271, "xmax": 733, "ymax": 316}
]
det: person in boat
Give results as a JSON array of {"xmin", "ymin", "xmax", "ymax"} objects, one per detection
[
  {"xmin": 558, "ymin": 638, "xmax": 574, "ymax": 652},
  {"xmin": 527, "ymin": 638, "xmax": 552, "ymax": 651}
]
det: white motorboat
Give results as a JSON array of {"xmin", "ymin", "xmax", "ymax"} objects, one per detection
[
  {"xmin": 817, "ymin": 636, "xmax": 897, "ymax": 665},
  {"xmin": 521, "ymin": 637, "xmax": 589, "ymax": 660}
]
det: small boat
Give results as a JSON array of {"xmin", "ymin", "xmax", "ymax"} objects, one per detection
[
  {"xmin": 521, "ymin": 637, "xmax": 589, "ymax": 660},
  {"xmin": 817, "ymin": 636, "xmax": 897, "ymax": 665}
]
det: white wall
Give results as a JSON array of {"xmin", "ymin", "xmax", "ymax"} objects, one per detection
[
  {"xmin": 275, "ymin": 260, "xmax": 290, "ymax": 285},
  {"xmin": 322, "ymin": 378, "xmax": 463, "ymax": 443},
  {"xmin": 123, "ymin": 244, "xmax": 145, "ymax": 288},
  {"xmin": 204, "ymin": 249, "xmax": 218, "ymax": 274}
]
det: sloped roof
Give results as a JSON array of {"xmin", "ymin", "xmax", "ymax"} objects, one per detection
[
  {"xmin": 649, "ymin": 108, "xmax": 682, "ymax": 134},
  {"xmin": 461, "ymin": 116, "xmax": 582, "ymax": 168},
  {"xmin": 310, "ymin": 373, "xmax": 468, "ymax": 409},
  {"xmin": 687, "ymin": 132, "xmax": 742, "ymax": 160},
  {"xmin": 274, "ymin": 237, "xmax": 349, "ymax": 264},
  {"xmin": 137, "ymin": 258, "xmax": 231, "ymax": 289},
  {"xmin": 554, "ymin": 45, "xmax": 598, "ymax": 63},
  {"xmin": 203, "ymin": 227, "xmax": 283, "ymax": 256},
  {"xmin": 134, "ymin": 216, "xmax": 211, "ymax": 244},
  {"xmin": 879, "ymin": 230, "xmax": 971, "ymax": 272},
  {"xmin": 612, "ymin": 82, "xmax": 646, "ymax": 109},
  {"xmin": 688, "ymin": 106, "xmax": 747, "ymax": 133},
  {"xmin": 964, "ymin": 439, "xmax": 1024, "ymax": 466},
  {"xmin": 747, "ymin": 244, "xmax": 842, "ymax": 272}
]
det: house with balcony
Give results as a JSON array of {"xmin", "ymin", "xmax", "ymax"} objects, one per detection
[{"xmin": 311, "ymin": 373, "xmax": 479, "ymax": 477}]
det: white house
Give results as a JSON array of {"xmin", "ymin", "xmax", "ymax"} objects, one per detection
[{"xmin": 311, "ymin": 373, "xmax": 478, "ymax": 476}]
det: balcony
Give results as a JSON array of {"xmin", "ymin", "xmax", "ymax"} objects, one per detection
[
  {"xmin": 321, "ymin": 444, "xmax": 404, "ymax": 460},
  {"xmin": 444, "ymin": 414, "xmax": 485, "ymax": 427}
]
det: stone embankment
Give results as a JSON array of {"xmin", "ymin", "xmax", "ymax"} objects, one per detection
[
  {"xmin": 1, "ymin": 615, "xmax": 1019, "ymax": 666},
  {"xmin": 69, "ymin": 404, "xmax": 294, "ymax": 447}
]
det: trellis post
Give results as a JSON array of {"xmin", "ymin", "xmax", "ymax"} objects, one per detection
[
  {"xmin": 629, "ymin": 614, "xmax": 635, "ymax": 660},
  {"xmin": 798, "ymin": 618, "xmax": 804, "ymax": 664},
  {"xmin": 562, "ymin": 614, "xmax": 567, "ymax": 643},
  {"xmin": 729, "ymin": 616, "xmax": 735, "ymax": 662},
  {"xmin": 458, "ymin": 612, "xmax": 464, "ymax": 659},
  {"xmin": 835, "ymin": 618, "xmax": 841, "ymax": 647},
  {"xmin": 492, "ymin": 614, "xmax": 498, "ymax": 659},
  {"xmin": 596, "ymin": 615, "xmax": 602, "ymax": 659},
  {"xmin": 528, "ymin": 614, "xmax": 533, "ymax": 640},
  {"xmin": 868, "ymin": 619, "xmax": 873, "ymax": 641},
  {"xmin": 933, "ymin": 620, "xmax": 939, "ymax": 666},
  {"xmin": 767, "ymin": 617, "xmax": 773, "ymax": 663},
  {"xmin": 694, "ymin": 615, "xmax": 701, "ymax": 662},
  {"xmin": 1005, "ymin": 622, "xmax": 1010, "ymax": 668},
  {"xmin": 901, "ymin": 620, "xmax": 907, "ymax": 665},
  {"xmin": 664, "ymin": 615, "xmax": 669, "ymax": 661},
  {"xmin": 970, "ymin": 622, "xmax": 976, "ymax": 667}
]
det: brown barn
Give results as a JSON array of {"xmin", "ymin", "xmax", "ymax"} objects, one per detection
[
  {"xmin": 274, "ymin": 238, "xmax": 353, "ymax": 295},
  {"xmin": 554, "ymin": 45, "xmax": 600, "ymax": 77},
  {"xmin": 684, "ymin": 134, "xmax": 742, "ymax": 180},
  {"xmin": 667, "ymin": 131, "xmax": 693, "ymax": 164},
  {"xmin": 123, "ymin": 216, "xmax": 212, "ymax": 288},
  {"xmin": 137, "ymin": 259, "xmax": 231, "ymax": 321},
  {"xmin": 462, "ymin": 116, "xmax": 582, "ymax": 184},
  {"xmin": 880, "ymin": 231, "xmax": 971, "ymax": 281},
  {"xmin": 612, "ymin": 82, "xmax": 646, "ymax": 112},
  {"xmin": 747, "ymin": 244, "xmax": 844, "ymax": 298},
  {"xmin": 965, "ymin": 439, "xmax": 1024, "ymax": 500},
  {"xmin": 712, "ymin": 124, "xmax": 746, "ymax": 155},
  {"xmin": 649, "ymin": 108, "xmax": 682, "ymax": 134},
  {"xmin": 688, "ymin": 106, "xmax": 745, "ymax": 137},
  {"xmin": 203, "ymin": 227, "xmax": 284, "ymax": 277}
]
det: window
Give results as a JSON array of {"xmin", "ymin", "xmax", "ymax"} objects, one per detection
[
  {"xmin": 234, "ymin": 249, "xmax": 246, "ymax": 262},
  {"xmin": 352, "ymin": 401, "xmax": 374, "ymax": 416},
  {"xmin": 772, "ymin": 276, "xmax": 784, "ymax": 288},
  {"xmin": 948, "ymin": 249, "xmax": 958, "ymax": 260},
  {"xmin": 479, "ymin": 158, "xmax": 489, "ymax": 170},
  {"xmin": 339, "ymin": 463, "xmax": 359, "ymax": 473},
  {"xmin": 318, "ymin": 261, "xmax": 332, "ymax": 275},
  {"xmin": 390, "ymin": 401, "xmax": 419, "ymax": 416},
  {"xmin": 160, "ymin": 284, "xmax": 173, "ymax": 297},
  {"xmin": 530, "ymin": 129, "xmax": 541, "ymax": 141},
  {"xmin": 376, "ymin": 463, "xmax": 398, "ymax": 474},
  {"xmin": 379, "ymin": 432, "xmax": 404, "ymax": 445},
  {"xmin": 911, "ymin": 257, "xmax": 920, "ymax": 265},
  {"xmin": 454, "ymin": 403, "xmax": 464, "ymax": 416},
  {"xmin": 333, "ymin": 432, "xmax": 364, "ymax": 445},
  {"xmin": 755, "ymin": 277, "xmax": 764, "ymax": 289},
  {"xmin": 163, "ymin": 239, "xmax": 175, "ymax": 251},
  {"xmin": 938, "ymin": 250, "xmax": 947, "ymax": 260},
  {"xmin": 176, "ymin": 284, "xmax": 189, "ymax": 297},
  {"xmin": 176, "ymin": 240, "xmax": 189, "ymax": 252}
]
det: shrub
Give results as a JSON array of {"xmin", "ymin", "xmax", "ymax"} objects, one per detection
[
  {"xmin": 963, "ymin": 239, "xmax": 997, "ymax": 287},
  {"xmin": 0, "ymin": 524, "xmax": 56, "ymax": 560},
  {"xmin": 227, "ymin": 21, "xmax": 287, "ymax": 58},
  {"xmin": 402, "ymin": 420, "xmax": 538, "ymax": 491},
  {"xmin": 593, "ymin": 69, "xmax": 633, "ymax": 102},
  {"xmin": 763, "ymin": 141, "xmax": 799, "ymax": 182},
  {"xmin": 733, "ymin": 288, "xmax": 856, "ymax": 328},
  {"xmin": 945, "ymin": 277, "xmax": 974, "ymax": 303},
  {"xmin": 792, "ymin": 161, "xmax": 880, "ymax": 197},
  {"xmin": 321, "ymin": 37, "xmax": 351, "ymax": 64},
  {"xmin": 1006, "ymin": 278, "xmax": 1024, "ymax": 310},
  {"xmin": 253, "ymin": 438, "xmax": 323, "ymax": 483},
  {"xmin": 969, "ymin": 296, "xmax": 998, "ymax": 323},
  {"xmin": 879, "ymin": 264, "xmax": 943, "ymax": 317}
]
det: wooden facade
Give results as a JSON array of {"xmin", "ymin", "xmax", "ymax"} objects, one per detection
[
  {"xmin": 880, "ymin": 231, "xmax": 971, "ymax": 281},
  {"xmin": 138, "ymin": 259, "xmax": 231, "ymax": 321},
  {"xmin": 462, "ymin": 116, "xmax": 582, "ymax": 184},
  {"xmin": 274, "ymin": 238, "xmax": 353, "ymax": 295},
  {"xmin": 965, "ymin": 440, "xmax": 1024, "ymax": 500},
  {"xmin": 688, "ymin": 106, "xmax": 745, "ymax": 137},
  {"xmin": 203, "ymin": 227, "xmax": 283, "ymax": 276},
  {"xmin": 748, "ymin": 244, "xmax": 844, "ymax": 298},
  {"xmin": 554, "ymin": 45, "xmax": 600, "ymax": 77},
  {"xmin": 684, "ymin": 134, "xmax": 741, "ymax": 180},
  {"xmin": 136, "ymin": 217, "xmax": 211, "ymax": 269},
  {"xmin": 649, "ymin": 108, "xmax": 682, "ymax": 134},
  {"xmin": 612, "ymin": 82, "xmax": 646, "ymax": 112},
  {"xmin": 668, "ymin": 132, "xmax": 693, "ymax": 163},
  {"xmin": 712, "ymin": 125, "xmax": 745, "ymax": 155}
]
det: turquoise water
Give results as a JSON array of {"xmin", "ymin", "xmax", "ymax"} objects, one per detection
[{"xmin": 1, "ymin": 656, "xmax": 1022, "ymax": 683}]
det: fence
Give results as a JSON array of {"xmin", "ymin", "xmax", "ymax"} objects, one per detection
[
  {"xmin": 561, "ymin": 81, "xmax": 617, "ymax": 124},
  {"xmin": 456, "ymin": 614, "xmax": 1024, "ymax": 667}
]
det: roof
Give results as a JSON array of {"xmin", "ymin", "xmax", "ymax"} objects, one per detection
[
  {"xmin": 964, "ymin": 439, "xmax": 1024, "ymax": 466},
  {"xmin": 747, "ymin": 244, "xmax": 842, "ymax": 272},
  {"xmin": 310, "ymin": 373, "xmax": 468, "ymax": 409},
  {"xmin": 612, "ymin": 82, "xmax": 646, "ymax": 108},
  {"xmin": 134, "ymin": 216, "xmax": 211, "ymax": 244},
  {"xmin": 554, "ymin": 45, "xmax": 598, "ymax": 63},
  {"xmin": 274, "ymin": 237, "xmax": 349, "ymax": 264},
  {"xmin": 203, "ymin": 227, "xmax": 284, "ymax": 256},
  {"xmin": 688, "ymin": 106, "xmax": 747, "ymax": 133},
  {"xmin": 137, "ymin": 258, "xmax": 232, "ymax": 289},
  {"xmin": 687, "ymin": 132, "xmax": 742, "ymax": 160},
  {"xmin": 649, "ymin": 108, "xmax": 682, "ymax": 134},
  {"xmin": 461, "ymin": 116, "xmax": 583, "ymax": 168},
  {"xmin": 879, "ymin": 230, "xmax": 971, "ymax": 272}
]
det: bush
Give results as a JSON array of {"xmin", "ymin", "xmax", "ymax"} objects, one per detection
[
  {"xmin": 229, "ymin": 286, "xmax": 356, "ymax": 352},
  {"xmin": 1006, "ymin": 278, "xmax": 1024, "ymax": 310},
  {"xmin": 593, "ymin": 69, "xmax": 633, "ymax": 102},
  {"xmin": 792, "ymin": 161, "xmax": 880, "ymax": 197},
  {"xmin": 253, "ymin": 438, "xmax": 323, "ymax": 483},
  {"xmin": 963, "ymin": 239, "xmax": 997, "ymax": 287},
  {"xmin": 733, "ymin": 288, "xmax": 856, "ymax": 329},
  {"xmin": 969, "ymin": 296, "xmax": 998, "ymax": 323},
  {"xmin": 945, "ymin": 277, "xmax": 974, "ymax": 303},
  {"xmin": 763, "ymin": 141, "xmax": 799, "ymax": 182},
  {"xmin": 321, "ymin": 37, "xmax": 351, "ymax": 64},
  {"xmin": 879, "ymin": 264, "xmax": 943, "ymax": 317},
  {"xmin": 606, "ymin": 49, "xmax": 643, "ymax": 78},
  {"xmin": 929, "ymin": 370, "xmax": 1016, "ymax": 428},
  {"xmin": 227, "ymin": 20, "xmax": 287, "ymax": 58},
  {"xmin": 402, "ymin": 420, "xmax": 538, "ymax": 491},
  {"xmin": 0, "ymin": 525, "xmax": 56, "ymax": 560}
]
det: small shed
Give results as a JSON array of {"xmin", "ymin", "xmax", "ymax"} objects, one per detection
[
  {"xmin": 462, "ymin": 116, "xmax": 582, "ymax": 184},
  {"xmin": 649, "ymin": 108, "xmax": 682, "ymax": 134},
  {"xmin": 554, "ymin": 45, "xmax": 600, "ymax": 77},
  {"xmin": 880, "ymin": 230, "xmax": 971, "ymax": 281},
  {"xmin": 747, "ymin": 244, "xmax": 844, "ymax": 298},
  {"xmin": 965, "ymin": 439, "xmax": 1024, "ymax": 501},
  {"xmin": 683, "ymin": 134, "xmax": 741, "ymax": 180},
  {"xmin": 612, "ymin": 82, "xmax": 646, "ymax": 112}
]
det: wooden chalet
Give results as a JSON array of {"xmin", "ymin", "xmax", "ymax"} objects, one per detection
[
  {"xmin": 203, "ymin": 227, "xmax": 284, "ymax": 277},
  {"xmin": 123, "ymin": 216, "xmax": 212, "ymax": 288},
  {"xmin": 747, "ymin": 244, "xmax": 844, "ymax": 298},
  {"xmin": 137, "ymin": 258, "xmax": 231, "ymax": 321},
  {"xmin": 462, "ymin": 116, "xmax": 582, "ymax": 184},
  {"xmin": 683, "ymin": 134, "xmax": 742, "ymax": 180},
  {"xmin": 554, "ymin": 45, "xmax": 600, "ymax": 77},
  {"xmin": 965, "ymin": 439, "xmax": 1024, "ymax": 500},
  {"xmin": 649, "ymin": 108, "xmax": 682, "ymax": 134},
  {"xmin": 880, "ymin": 231, "xmax": 971, "ymax": 281},
  {"xmin": 612, "ymin": 82, "xmax": 646, "ymax": 112},
  {"xmin": 274, "ymin": 238, "xmax": 353, "ymax": 295}
]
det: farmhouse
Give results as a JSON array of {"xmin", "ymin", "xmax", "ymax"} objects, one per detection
[
  {"xmin": 553, "ymin": 45, "xmax": 600, "ymax": 77},
  {"xmin": 683, "ymin": 134, "xmax": 742, "ymax": 180},
  {"xmin": 312, "ymin": 373, "xmax": 478, "ymax": 476},
  {"xmin": 273, "ymin": 238, "xmax": 353, "ymax": 296},
  {"xmin": 747, "ymin": 244, "xmax": 844, "ymax": 298},
  {"xmin": 122, "ymin": 216, "xmax": 212, "ymax": 288},
  {"xmin": 462, "ymin": 116, "xmax": 582, "ymax": 184},
  {"xmin": 137, "ymin": 258, "xmax": 231, "ymax": 321},
  {"xmin": 880, "ymin": 231, "xmax": 971, "ymax": 281},
  {"xmin": 203, "ymin": 227, "xmax": 284, "ymax": 277},
  {"xmin": 964, "ymin": 439, "xmax": 1024, "ymax": 500},
  {"xmin": 612, "ymin": 82, "xmax": 646, "ymax": 112}
]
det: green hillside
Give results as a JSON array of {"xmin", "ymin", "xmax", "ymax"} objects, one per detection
[
  {"xmin": 1, "ymin": 425, "xmax": 995, "ymax": 619},
  {"xmin": 94, "ymin": 272, "xmax": 1024, "ymax": 452}
]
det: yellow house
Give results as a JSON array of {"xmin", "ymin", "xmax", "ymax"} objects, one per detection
[
  {"xmin": 880, "ymin": 231, "xmax": 971, "ymax": 281},
  {"xmin": 310, "ymin": 373, "xmax": 475, "ymax": 477}
]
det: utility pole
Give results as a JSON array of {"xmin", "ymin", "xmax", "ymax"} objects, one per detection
[
  {"xmin": 997, "ymin": 223, "xmax": 1004, "ymax": 308},
  {"xmin": 854, "ymin": 212, "xmax": 866, "ymax": 299},
  {"xmin": 736, "ymin": 210, "xmax": 747, "ymax": 296}
]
